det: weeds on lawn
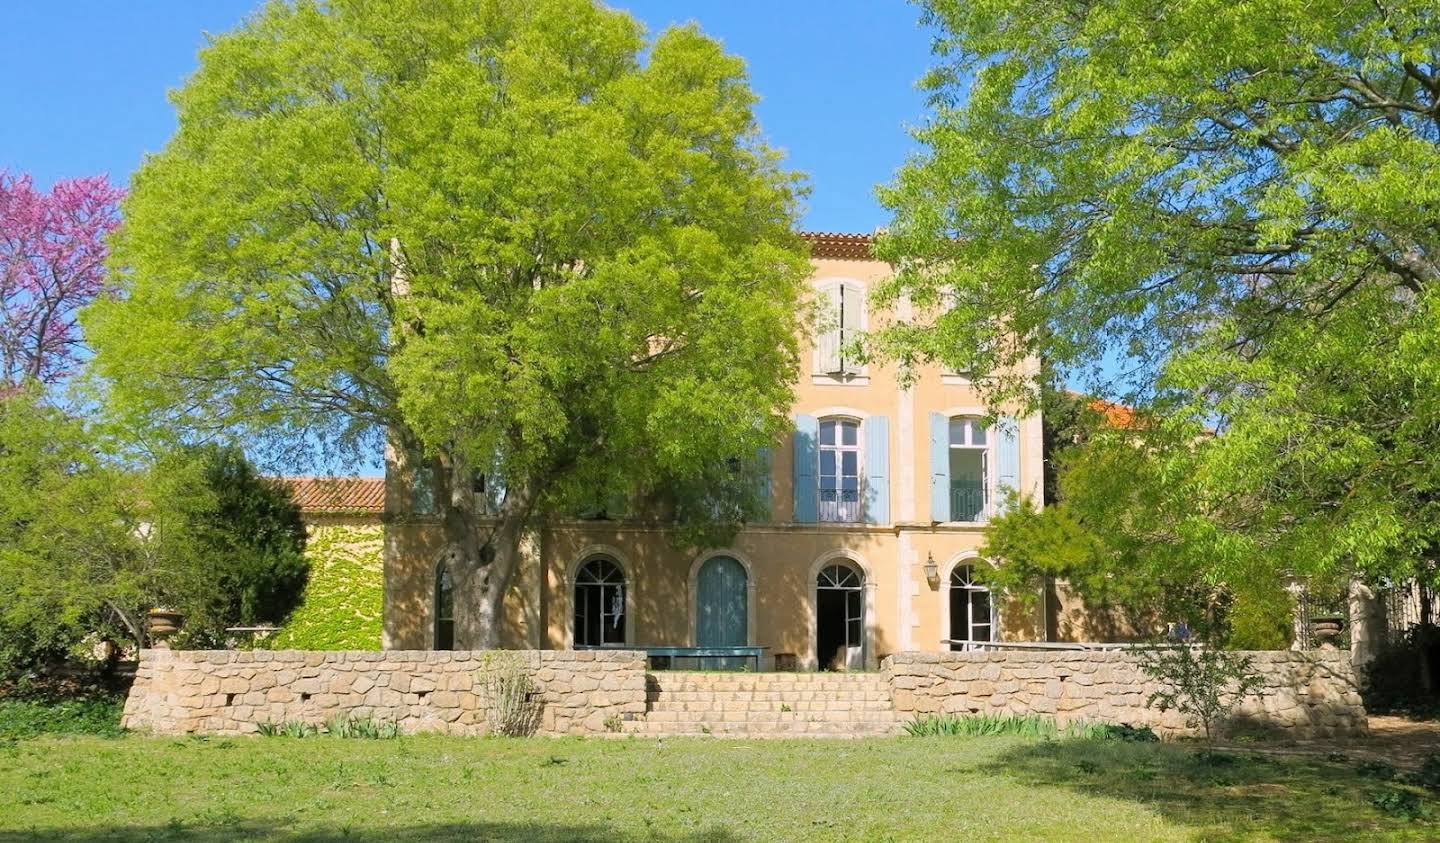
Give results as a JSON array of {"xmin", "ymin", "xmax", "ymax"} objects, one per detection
[
  {"xmin": 256, "ymin": 716, "xmax": 399, "ymax": 739},
  {"xmin": 904, "ymin": 713, "xmax": 1158, "ymax": 742}
]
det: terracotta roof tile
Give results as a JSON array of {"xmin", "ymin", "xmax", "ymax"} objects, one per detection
[
  {"xmin": 801, "ymin": 231, "xmax": 876, "ymax": 260},
  {"xmin": 277, "ymin": 476, "xmax": 385, "ymax": 514}
]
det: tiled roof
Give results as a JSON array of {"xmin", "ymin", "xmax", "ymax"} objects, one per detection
[
  {"xmin": 801, "ymin": 231, "xmax": 875, "ymax": 260},
  {"xmin": 277, "ymin": 476, "xmax": 385, "ymax": 514}
]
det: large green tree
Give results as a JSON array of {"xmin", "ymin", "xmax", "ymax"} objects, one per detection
[
  {"xmin": 876, "ymin": 0, "xmax": 1440, "ymax": 602},
  {"xmin": 85, "ymin": 0, "xmax": 809, "ymax": 647}
]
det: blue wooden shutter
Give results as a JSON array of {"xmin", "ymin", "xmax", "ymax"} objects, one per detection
[
  {"xmin": 864, "ymin": 416, "xmax": 889, "ymax": 524},
  {"xmin": 929, "ymin": 412, "xmax": 950, "ymax": 522},
  {"xmin": 996, "ymin": 415, "xmax": 1020, "ymax": 513},
  {"xmin": 756, "ymin": 446, "xmax": 773, "ymax": 522},
  {"xmin": 793, "ymin": 414, "xmax": 819, "ymax": 523}
]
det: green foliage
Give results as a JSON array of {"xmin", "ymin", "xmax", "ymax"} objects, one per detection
[
  {"xmin": 157, "ymin": 445, "xmax": 308, "ymax": 647},
  {"xmin": 266, "ymin": 524, "xmax": 383, "ymax": 651},
  {"xmin": 84, "ymin": 0, "xmax": 811, "ymax": 645},
  {"xmin": 1372, "ymin": 788, "xmax": 1427, "ymax": 822},
  {"xmin": 875, "ymin": 0, "xmax": 1440, "ymax": 613},
  {"xmin": 904, "ymin": 713, "xmax": 1157, "ymax": 742},
  {"xmin": 0, "ymin": 696, "xmax": 125, "ymax": 740},
  {"xmin": 323, "ymin": 715, "xmax": 401, "ymax": 740},
  {"xmin": 256, "ymin": 715, "xmax": 400, "ymax": 739},
  {"xmin": 1139, "ymin": 646, "xmax": 1264, "ymax": 743},
  {"xmin": 0, "ymin": 394, "xmax": 145, "ymax": 675}
]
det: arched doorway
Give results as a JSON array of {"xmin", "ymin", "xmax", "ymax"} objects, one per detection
[
  {"xmin": 816, "ymin": 562, "xmax": 864, "ymax": 670},
  {"xmin": 696, "ymin": 555, "xmax": 748, "ymax": 669},
  {"xmin": 948, "ymin": 564, "xmax": 994, "ymax": 650},
  {"xmin": 574, "ymin": 557, "xmax": 627, "ymax": 647},
  {"xmin": 434, "ymin": 561, "xmax": 455, "ymax": 650}
]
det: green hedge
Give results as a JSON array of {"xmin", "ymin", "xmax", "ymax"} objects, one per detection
[{"xmin": 266, "ymin": 524, "xmax": 384, "ymax": 650}]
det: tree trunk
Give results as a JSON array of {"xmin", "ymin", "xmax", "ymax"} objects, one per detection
[{"xmin": 437, "ymin": 457, "xmax": 537, "ymax": 651}]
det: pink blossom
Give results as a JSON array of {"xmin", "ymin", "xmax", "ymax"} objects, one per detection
[{"xmin": 0, "ymin": 171, "xmax": 123, "ymax": 388}]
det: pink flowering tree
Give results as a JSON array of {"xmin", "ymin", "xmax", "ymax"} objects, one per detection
[{"xmin": 0, "ymin": 171, "xmax": 123, "ymax": 390}]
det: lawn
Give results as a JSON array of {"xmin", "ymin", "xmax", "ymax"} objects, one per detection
[{"xmin": 1, "ymin": 728, "xmax": 1436, "ymax": 842}]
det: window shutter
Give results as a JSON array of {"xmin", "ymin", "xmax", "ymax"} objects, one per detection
[
  {"xmin": 996, "ymin": 415, "xmax": 1020, "ymax": 512},
  {"xmin": 929, "ymin": 412, "xmax": 950, "ymax": 522},
  {"xmin": 816, "ymin": 284, "xmax": 842, "ymax": 373},
  {"xmin": 839, "ymin": 282, "xmax": 864, "ymax": 373},
  {"xmin": 755, "ymin": 446, "xmax": 773, "ymax": 522},
  {"xmin": 864, "ymin": 416, "xmax": 889, "ymax": 524},
  {"xmin": 793, "ymin": 414, "xmax": 819, "ymax": 523}
]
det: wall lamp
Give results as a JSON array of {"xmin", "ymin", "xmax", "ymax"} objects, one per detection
[{"xmin": 923, "ymin": 552, "xmax": 940, "ymax": 589}]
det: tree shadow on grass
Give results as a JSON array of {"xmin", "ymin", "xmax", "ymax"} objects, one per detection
[
  {"xmin": 982, "ymin": 737, "xmax": 1438, "ymax": 840},
  {"xmin": 0, "ymin": 821, "xmax": 742, "ymax": 842}
]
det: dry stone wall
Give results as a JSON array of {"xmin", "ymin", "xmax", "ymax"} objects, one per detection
[
  {"xmin": 122, "ymin": 649, "xmax": 647, "ymax": 736},
  {"xmin": 883, "ymin": 649, "xmax": 1367, "ymax": 738}
]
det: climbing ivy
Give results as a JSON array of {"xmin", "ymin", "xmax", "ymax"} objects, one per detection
[{"xmin": 266, "ymin": 524, "xmax": 383, "ymax": 651}]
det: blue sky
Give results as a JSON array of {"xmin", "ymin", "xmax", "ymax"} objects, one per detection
[{"xmin": 1, "ymin": 0, "xmax": 935, "ymax": 233}]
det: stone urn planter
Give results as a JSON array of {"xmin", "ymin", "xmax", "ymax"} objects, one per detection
[
  {"xmin": 147, "ymin": 608, "xmax": 184, "ymax": 647},
  {"xmin": 1311, "ymin": 616, "xmax": 1344, "ymax": 648}
]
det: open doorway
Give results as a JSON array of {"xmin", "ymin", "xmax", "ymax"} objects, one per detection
[{"xmin": 816, "ymin": 563, "xmax": 864, "ymax": 670}]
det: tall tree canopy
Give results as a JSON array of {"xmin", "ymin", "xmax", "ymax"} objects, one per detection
[
  {"xmin": 876, "ymin": 1, "xmax": 1440, "ymax": 609},
  {"xmin": 85, "ymin": 0, "xmax": 809, "ymax": 646}
]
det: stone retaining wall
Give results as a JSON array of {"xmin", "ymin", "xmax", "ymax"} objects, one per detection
[
  {"xmin": 121, "ymin": 649, "xmax": 647, "ymax": 736},
  {"xmin": 882, "ymin": 649, "xmax": 1367, "ymax": 738}
]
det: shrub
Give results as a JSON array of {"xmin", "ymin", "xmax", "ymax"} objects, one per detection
[
  {"xmin": 324, "ymin": 715, "xmax": 401, "ymax": 739},
  {"xmin": 478, "ymin": 652, "xmax": 540, "ymax": 737},
  {"xmin": 903, "ymin": 713, "xmax": 1157, "ymax": 741},
  {"xmin": 257, "ymin": 720, "xmax": 319, "ymax": 738},
  {"xmin": 0, "ymin": 696, "xmax": 126, "ymax": 740},
  {"xmin": 1139, "ymin": 645, "xmax": 1263, "ymax": 743},
  {"xmin": 265, "ymin": 524, "xmax": 384, "ymax": 650}
]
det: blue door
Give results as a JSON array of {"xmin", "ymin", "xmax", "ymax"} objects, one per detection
[{"xmin": 696, "ymin": 556, "xmax": 748, "ymax": 667}]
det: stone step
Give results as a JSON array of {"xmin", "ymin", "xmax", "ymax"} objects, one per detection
[
  {"xmin": 644, "ymin": 690, "xmax": 893, "ymax": 703},
  {"xmin": 625, "ymin": 719, "xmax": 901, "ymax": 738},
  {"xmin": 645, "ymin": 697, "xmax": 892, "ymax": 708}
]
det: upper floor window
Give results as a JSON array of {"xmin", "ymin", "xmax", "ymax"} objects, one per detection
[
  {"xmin": 949, "ymin": 416, "xmax": 990, "ymax": 522},
  {"xmin": 814, "ymin": 280, "xmax": 866, "ymax": 378},
  {"xmin": 818, "ymin": 418, "xmax": 861, "ymax": 522}
]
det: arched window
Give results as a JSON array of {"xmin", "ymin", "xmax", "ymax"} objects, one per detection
[
  {"xmin": 574, "ymin": 557, "xmax": 626, "ymax": 647},
  {"xmin": 816, "ymin": 563, "xmax": 865, "ymax": 670},
  {"xmin": 948, "ymin": 416, "xmax": 991, "ymax": 522},
  {"xmin": 818, "ymin": 418, "xmax": 861, "ymax": 522},
  {"xmin": 434, "ymin": 562, "xmax": 455, "ymax": 650},
  {"xmin": 948, "ymin": 564, "xmax": 994, "ymax": 650}
]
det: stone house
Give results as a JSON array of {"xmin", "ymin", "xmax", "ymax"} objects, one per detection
[{"xmin": 316, "ymin": 232, "xmax": 1111, "ymax": 669}]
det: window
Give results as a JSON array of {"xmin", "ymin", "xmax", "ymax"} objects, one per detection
[
  {"xmin": 413, "ymin": 463, "xmax": 437, "ymax": 515},
  {"xmin": 948, "ymin": 416, "xmax": 990, "ymax": 522},
  {"xmin": 574, "ymin": 558, "xmax": 626, "ymax": 647},
  {"xmin": 948, "ymin": 565, "xmax": 994, "ymax": 650},
  {"xmin": 818, "ymin": 418, "xmax": 861, "ymax": 522},
  {"xmin": 434, "ymin": 562, "xmax": 455, "ymax": 650},
  {"xmin": 815, "ymin": 281, "xmax": 865, "ymax": 376}
]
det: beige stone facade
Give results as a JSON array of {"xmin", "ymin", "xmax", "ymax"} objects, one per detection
[{"xmin": 380, "ymin": 233, "xmax": 1072, "ymax": 669}]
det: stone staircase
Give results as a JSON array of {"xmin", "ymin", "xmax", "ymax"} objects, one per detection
[{"xmin": 629, "ymin": 671, "xmax": 901, "ymax": 737}]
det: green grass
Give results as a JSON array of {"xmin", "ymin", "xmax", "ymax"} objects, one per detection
[{"xmin": 0, "ymin": 732, "xmax": 1436, "ymax": 841}]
